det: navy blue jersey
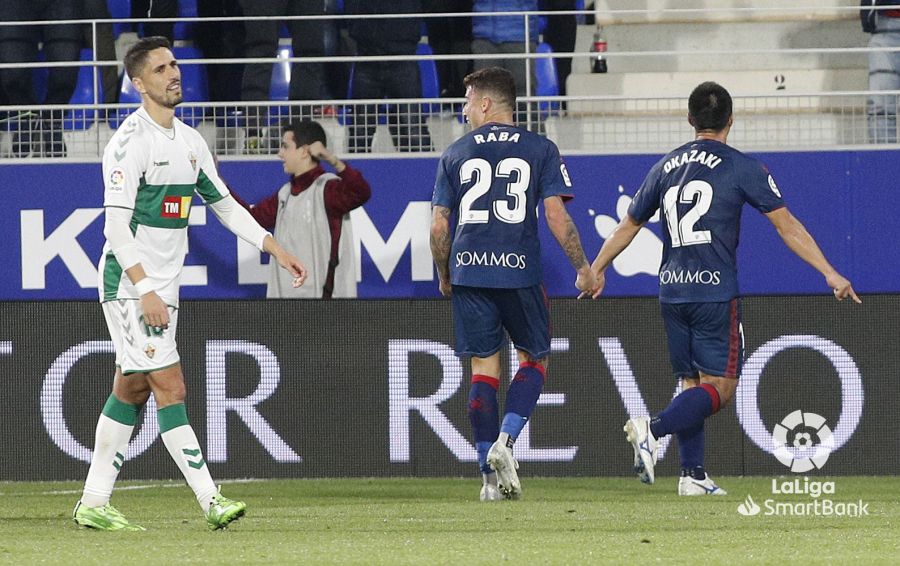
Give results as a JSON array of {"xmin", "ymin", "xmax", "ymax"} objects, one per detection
[
  {"xmin": 432, "ymin": 122, "xmax": 573, "ymax": 288},
  {"xmin": 628, "ymin": 139, "xmax": 785, "ymax": 303}
]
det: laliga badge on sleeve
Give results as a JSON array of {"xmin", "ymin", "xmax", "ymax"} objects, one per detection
[
  {"xmin": 109, "ymin": 167, "xmax": 126, "ymax": 193},
  {"xmin": 560, "ymin": 163, "xmax": 572, "ymax": 187},
  {"xmin": 767, "ymin": 174, "xmax": 782, "ymax": 198}
]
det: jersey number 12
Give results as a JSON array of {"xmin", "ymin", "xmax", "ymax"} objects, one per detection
[{"xmin": 663, "ymin": 180, "xmax": 713, "ymax": 247}]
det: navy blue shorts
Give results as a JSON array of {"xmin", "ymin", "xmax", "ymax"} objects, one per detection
[
  {"xmin": 451, "ymin": 284, "xmax": 550, "ymax": 359},
  {"xmin": 660, "ymin": 298, "xmax": 743, "ymax": 379}
]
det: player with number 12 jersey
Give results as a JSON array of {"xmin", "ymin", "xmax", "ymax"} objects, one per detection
[
  {"xmin": 628, "ymin": 138, "xmax": 785, "ymax": 304},
  {"xmin": 588, "ymin": 81, "xmax": 859, "ymax": 498}
]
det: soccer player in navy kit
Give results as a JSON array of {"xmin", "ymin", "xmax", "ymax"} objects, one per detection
[
  {"xmin": 431, "ymin": 67, "xmax": 597, "ymax": 501},
  {"xmin": 588, "ymin": 82, "xmax": 861, "ymax": 495}
]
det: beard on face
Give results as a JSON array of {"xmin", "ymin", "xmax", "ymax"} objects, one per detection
[{"xmin": 147, "ymin": 86, "xmax": 183, "ymax": 109}]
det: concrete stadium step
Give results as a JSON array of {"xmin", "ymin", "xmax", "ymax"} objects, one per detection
[{"xmin": 567, "ymin": 68, "xmax": 868, "ymax": 102}]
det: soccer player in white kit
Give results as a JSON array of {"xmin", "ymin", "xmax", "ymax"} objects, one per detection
[{"xmin": 73, "ymin": 36, "xmax": 308, "ymax": 531}]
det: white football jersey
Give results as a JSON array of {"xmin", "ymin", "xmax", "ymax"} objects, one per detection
[{"xmin": 98, "ymin": 107, "xmax": 229, "ymax": 306}]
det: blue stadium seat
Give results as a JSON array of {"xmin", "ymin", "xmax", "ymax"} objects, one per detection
[
  {"xmin": 32, "ymin": 50, "xmax": 49, "ymax": 104},
  {"xmin": 64, "ymin": 49, "xmax": 105, "ymax": 131},
  {"xmin": 172, "ymin": 45, "xmax": 209, "ymax": 126},
  {"xmin": 109, "ymin": 46, "xmax": 209, "ymax": 128},
  {"xmin": 107, "ymin": 0, "xmax": 132, "ymax": 38},
  {"xmin": 108, "ymin": 68, "xmax": 140, "ymax": 129},
  {"xmin": 217, "ymin": 46, "xmax": 292, "ymax": 128},
  {"xmin": 417, "ymin": 42, "xmax": 440, "ymax": 115},
  {"xmin": 340, "ymin": 43, "xmax": 440, "ymax": 126},
  {"xmin": 174, "ymin": 0, "xmax": 198, "ymax": 41},
  {"xmin": 267, "ymin": 46, "xmax": 292, "ymax": 126},
  {"xmin": 534, "ymin": 42, "xmax": 560, "ymax": 118}
]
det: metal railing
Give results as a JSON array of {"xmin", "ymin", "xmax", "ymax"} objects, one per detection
[{"xmin": 0, "ymin": 5, "xmax": 897, "ymax": 159}]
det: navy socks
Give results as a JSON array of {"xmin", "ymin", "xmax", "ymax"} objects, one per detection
[
  {"xmin": 500, "ymin": 362, "xmax": 545, "ymax": 439},
  {"xmin": 468, "ymin": 362, "xmax": 546, "ymax": 474},
  {"xmin": 650, "ymin": 383, "xmax": 721, "ymax": 440},
  {"xmin": 468, "ymin": 376, "xmax": 499, "ymax": 475}
]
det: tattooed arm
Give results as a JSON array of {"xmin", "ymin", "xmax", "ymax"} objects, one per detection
[
  {"xmin": 430, "ymin": 205, "xmax": 453, "ymax": 297},
  {"xmin": 544, "ymin": 196, "xmax": 597, "ymax": 295}
]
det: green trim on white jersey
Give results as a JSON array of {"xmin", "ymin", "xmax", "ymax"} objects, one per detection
[{"xmin": 97, "ymin": 107, "xmax": 232, "ymax": 307}]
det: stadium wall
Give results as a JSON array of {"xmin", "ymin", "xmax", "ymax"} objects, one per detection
[
  {"xmin": 0, "ymin": 296, "xmax": 891, "ymax": 481},
  {"xmin": 2, "ymin": 150, "xmax": 898, "ymax": 300}
]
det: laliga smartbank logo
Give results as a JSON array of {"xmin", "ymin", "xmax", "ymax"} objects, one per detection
[
  {"xmin": 737, "ymin": 410, "xmax": 869, "ymax": 518},
  {"xmin": 772, "ymin": 409, "xmax": 834, "ymax": 472}
]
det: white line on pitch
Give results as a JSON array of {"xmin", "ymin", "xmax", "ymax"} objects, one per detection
[{"xmin": 0, "ymin": 478, "xmax": 265, "ymax": 496}]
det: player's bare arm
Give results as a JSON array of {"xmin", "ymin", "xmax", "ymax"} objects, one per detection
[
  {"xmin": 205, "ymin": 193, "xmax": 307, "ymax": 288},
  {"xmin": 430, "ymin": 205, "xmax": 453, "ymax": 297},
  {"xmin": 124, "ymin": 264, "xmax": 170, "ymax": 329},
  {"xmin": 544, "ymin": 196, "xmax": 597, "ymax": 294},
  {"xmin": 765, "ymin": 207, "xmax": 861, "ymax": 303},
  {"xmin": 588, "ymin": 214, "xmax": 644, "ymax": 299}
]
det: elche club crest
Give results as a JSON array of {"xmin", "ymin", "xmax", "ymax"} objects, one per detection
[{"xmin": 189, "ymin": 151, "xmax": 197, "ymax": 172}]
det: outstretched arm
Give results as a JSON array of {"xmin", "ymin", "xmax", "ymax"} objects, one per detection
[
  {"xmin": 209, "ymin": 195, "xmax": 307, "ymax": 288},
  {"xmin": 765, "ymin": 207, "xmax": 860, "ymax": 302},
  {"xmin": 544, "ymin": 196, "xmax": 597, "ymax": 295},
  {"xmin": 588, "ymin": 214, "xmax": 644, "ymax": 298},
  {"xmin": 430, "ymin": 205, "xmax": 453, "ymax": 297}
]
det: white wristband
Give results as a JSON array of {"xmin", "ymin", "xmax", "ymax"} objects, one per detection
[{"xmin": 134, "ymin": 278, "xmax": 154, "ymax": 297}]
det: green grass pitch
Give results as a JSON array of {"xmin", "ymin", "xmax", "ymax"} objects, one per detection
[{"xmin": 1, "ymin": 477, "xmax": 898, "ymax": 565}]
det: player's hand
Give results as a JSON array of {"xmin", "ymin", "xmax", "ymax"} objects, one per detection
[
  {"xmin": 826, "ymin": 272, "xmax": 861, "ymax": 303},
  {"xmin": 579, "ymin": 269, "xmax": 606, "ymax": 299},
  {"xmin": 439, "ymin": 278, "xmax": 452, "ymax": 297},
  {"xmin": 575, "ymin": 265, "xmax": 598, "ymax": 299},
  {"xmin": 306, "ymin": 141, "xmax": 334, "ymax": 165},
  {"xmin": 277, "ymin": 252, "xmax": 308, "ymax": 288},
  {"xmin": 140, "ymin": 291, "xmax": 170, "ymax": 330}
]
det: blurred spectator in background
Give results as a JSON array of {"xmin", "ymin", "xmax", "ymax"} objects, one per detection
[
  {"xmin": 861, "ymin": 0, "xmax": 900, "ymax": 143},
  {"xmin": 542, "ymin": 0, "xmax": 576, "ymax": 98},
  {"xmin": 233, "ymin": 121, "xmax": 371, "ymax": 298},
  {"xmin": 471, "ymin": 0, "xmax": 539, "ymax": 128},
  {"xmin": 0, "ymin": 0, "xmax": 83, "ymax": 157},
  {"xmin": 345, "ymin": 0, "xmax": 433, "ymax": 152},
  {"xmin": 239, "ymin": 0, "xmax": 339, "ymax": 149},
  {"xmin": 196, "ymin": 0, "xmax": 246, "ymax": 109},
  {"xmin": 423, "ymin": 0, "xmax": 474, "ymax": 100},
  {"xmin": 84, "ymin": 0, "xmax": 118, "ymax": 105},
  {"xmin": 133, "ymin": 0, "xmax": 177, "ymax": 41}
]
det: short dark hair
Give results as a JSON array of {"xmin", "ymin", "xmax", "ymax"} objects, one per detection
[
  {"xmin": 688, "ymin": 81, "xmax": 733, "ymax": 132},
  {"xmin": 124, "ymin": 36, "xmax": 172, "ymax": 79},
  {"xmin": 282, "ymin": 121, "xmax": 327, "ymax": 155},
  {"xmin": 463, "ymin": 67, "xmax": 517, "ymax": 111}
]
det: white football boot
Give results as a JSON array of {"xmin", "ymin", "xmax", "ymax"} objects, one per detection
[
  {"xmin": 678, "ymin": 473, "xmax": 727, "ymax": 496},
  {"xmin": 624, "ymin": 416, "xmax": 659, "ymax": 485},
  {"xmin": 487, "ymin": 440, "xmax": 521, "ymax": 500}
]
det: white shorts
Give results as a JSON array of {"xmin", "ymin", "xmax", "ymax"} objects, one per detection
[{"xmin": 102, "ymin": 299, "xmax": 180, "ymax": 374}]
